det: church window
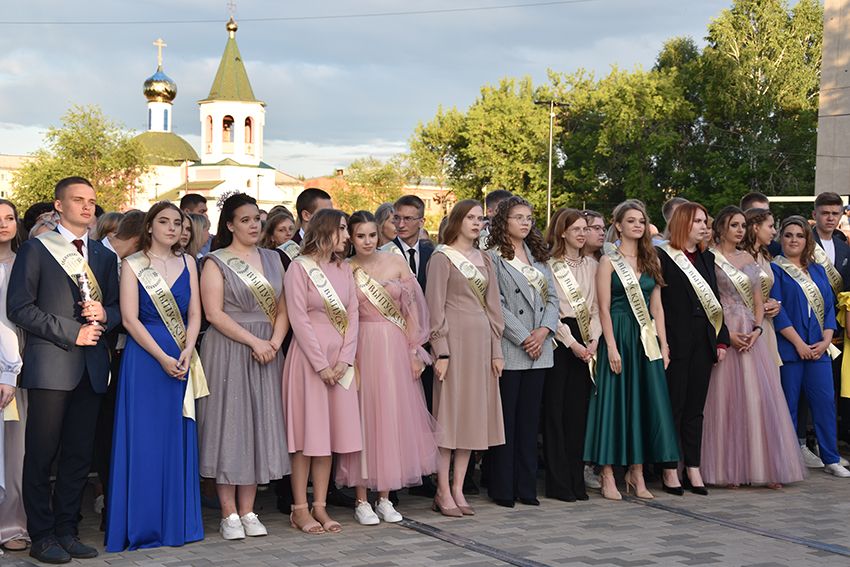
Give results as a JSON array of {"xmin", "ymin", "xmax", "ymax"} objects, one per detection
[
  {"xmin": 244, "ymin": 117, "xmax": 253, "ymax": 143},
  {"xmin": 148, "ymin": 109, "xmax": 152, "ymax": 130},
  {"xmin": 222, "ymin": 115, "xmax": 234, "ymax": 143},
  {"xmin": 205, "ymin": 116, "xmax": 213, "ymax": 152},
  {"xmin": 163, "ymin": 108, "xmax": 169, "ymax": 131}
]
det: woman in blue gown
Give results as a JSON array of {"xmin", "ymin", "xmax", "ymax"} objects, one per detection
[{"xmin": 105, "ymin": 202, "xmax": 204, "ymax": 551}]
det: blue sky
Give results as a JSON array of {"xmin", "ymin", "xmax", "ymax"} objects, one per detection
[{"xmin": 0, "ymin": 0, "xmax": 731, "ymax": 177}]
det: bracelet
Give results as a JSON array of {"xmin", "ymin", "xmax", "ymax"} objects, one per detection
[
  {"xmin": 753, "ymin": 325, "xmax": 763, "ymax": 335},
  {"xmin": 438, "ymin": 355, "xmax": 450, "ymax": 360}
]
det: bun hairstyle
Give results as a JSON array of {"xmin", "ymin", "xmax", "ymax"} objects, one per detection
[
  {"xmin": 300, "ymin": 208, "xmax": 349, "ymax": 264},
  {"xmin": 486, "ymin": 195, "xmax": 550, "ymax": 262},
  {"xmin": 212, "ymin": 193, "xmax": 258, "ymax": 251}
]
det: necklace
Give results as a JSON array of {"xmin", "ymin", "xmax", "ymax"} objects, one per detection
[
  {"xmin": 148, "ymin": 251, "xmax": 173, "ymax": 276},
  {"xmin": 563, "ymin": 255, "xmax": 583, "ymax": 268}
]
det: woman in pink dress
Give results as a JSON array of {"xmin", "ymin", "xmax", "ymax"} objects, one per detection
[
  {"xmin": 701, "ymin": 206, "xmax": 805, "ymax": 487},
  {"xmin": 283, "ymin": 209, "xmax": 360, "ymax": 535},
  {"xmin": 426, "ymin": 199, "xmax": 505, "ymax": 517},
  {"xmin": 336, "ymin": 211, "xmax": 438, "ymax": 525}
]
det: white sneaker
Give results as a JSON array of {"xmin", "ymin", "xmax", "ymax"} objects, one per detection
[
  {"xmin": 801, "ymin": 445, "xmax": 825, "ymax": 469},
  {"xmin": 824, "ymin": 463, "xmax": 850, "ymax": 477},
  {"xmin": 220, "ymin": 513, "xmax": 246, "ymax": 540},
  {"xmin": 93, "ymin": 494, "xmax": 104, "ymax": 515},
  {"xmin": 584, "ymin": 465, "xmax": 601, "ymax": 489},
  {"xmin": 240, "ymin": 512, "xmax": 268, "ymax": 536},
  {"xmin": 354, "ymin": 500, "xmax": 380, "ymax": 526},
  {"xmin": 374, "ymin": 498, "xmax": 403, "ymax": 523}
]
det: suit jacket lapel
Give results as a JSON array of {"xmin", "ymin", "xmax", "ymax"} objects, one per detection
[{"xmin": 502, "ymin": 243, "xmax": 536, "ymax": 306}]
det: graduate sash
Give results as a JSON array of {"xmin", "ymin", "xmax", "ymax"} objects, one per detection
[
  {"xmin": 36, "ymin": 231, "xmax": 102, "ymax": 302},
  {"xmin": 503, "ymin": 255, "xmax": 549, "ymax": 302},
  {"xmin": 549, "ymin": 257, "xmax": 596, "ymax": 380},
  {"xmin": 836, "ymin": 292, "xmax": 850, "ymax": 397},
  {"xmin": 277, "ymin": 239, "xmax": 301, "ymax": 262},
  {"xmin": 711, "ymin": 250, "xmax": 755, "ymax": 313},
  {"xmin": 604, "ymin": 243, "xmax": 662, "ymax": 361},
  {"xmin": 2, "ymin": 393, "xmax": 18, "ymax": 422},
  {"xmin": 659, "ymin": 244, "xmax": 723, "ymax": 338},
  {"xmin": 211, "ymin": 249, "xmax": 277, "ymax": 324},
  {"xmin": 350, "ymin": 263, "xmax": 407, "ymax": 332},
  {"xmin": 379, "ymin": 242, "xmax": 414, "ymax": 273},
  {"xmin": 814, "ymin": 243, "xmax": 843, "ymax": 297},
  {"xmin": 294, "ymin": 256, "xmax": 349, "ymax": 337},
  {"xmin": 434, "ymin": 244, "xmax": 488, "ymax": 309},
  {"xmin": 125, "ymin": 252, "xmax": 209, "ymax": 420},
  {"xmin": 773, "ymin": 256, "xmax": 841, "ymax": 360},
  {"xmin": 758, "ymin": 265, "xmax": 772, "ymax": 302}
]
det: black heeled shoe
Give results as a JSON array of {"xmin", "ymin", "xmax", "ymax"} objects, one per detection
[
  {"xmin": 683, "ymin": 475, "xmax": 709, "ymax": 496},
  {"xmin": 493, "ymin": 498, "xmax": 515, "ymax": 508},
  {"xmin": 662, "ymin": 483, "xmax": 684, "ymax": 496},
  {"xmin": 518, "ymin": 497, "xmax": 540, "ymax": 506}
]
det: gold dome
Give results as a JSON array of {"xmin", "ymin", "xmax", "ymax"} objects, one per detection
[
  {"xmin": 143, "ymin": 66, "xmax": 177, "ymax": 103},
  {"xmin": 226, "ymin": 17, "xmax": 238, "ymax": 37}
]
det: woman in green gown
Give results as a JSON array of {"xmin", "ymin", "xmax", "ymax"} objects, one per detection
[{"xmin": 583, "ymin": 200, "xmax": 680, "ymax": 500}]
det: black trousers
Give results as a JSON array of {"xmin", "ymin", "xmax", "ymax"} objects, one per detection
[
  {"xmin": 663, "ymin": 322, "xmax": 714, "ymax": 469},
  {"xmin": 23, "ymin": 376, "xmax": 103, "ymax": 542},
  {"xmin": 488, "ymin": 368, "xmax": 546, "ymax": 501},
  {"xmin": 93, "ymin": 349, "xmax": 122, "ymax": 510},
  {"xmin": 543, "ymin": 320, "xmax": 592, "ymax": 499}
]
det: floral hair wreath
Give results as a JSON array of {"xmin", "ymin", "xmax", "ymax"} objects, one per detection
[{"xmin": 216, "ymin": 189, "xmax": 243, "ymax": 211}]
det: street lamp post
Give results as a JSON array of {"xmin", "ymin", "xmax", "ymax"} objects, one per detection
[{"xmin": 534, "ymin": 99, "xmax": 567, "ymax": 225}]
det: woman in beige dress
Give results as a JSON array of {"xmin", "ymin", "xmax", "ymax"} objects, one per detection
[
  {"xmin": 426, "ymin": 199, "xmax": 505, "ymax": 517},
  {"xmin": 742, "ymin": 208, "xmax": 781, "ymax": 364}
]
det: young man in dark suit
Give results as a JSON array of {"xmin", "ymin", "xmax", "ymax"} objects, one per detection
[
  {"xmin": 388, "ymin": 194, "xmax": 438, "ymax": 497},
  {"xmin": 278, "ymin": 187, "xmax": 333, "ymax": 271},
  {"xmin": 7, "ymin": 177, "xmax": 120, "ymax": 564}
]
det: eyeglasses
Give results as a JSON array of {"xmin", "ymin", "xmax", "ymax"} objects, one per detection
[
  {"xmin": 507, "ymin": 215, "xmax": 534, "ymax": 224},
  {"xmin": 587, "ymin": 225, "xmax": 605, "ymax": 232},
  {"xmin": 392, "ymin": 215, "xmax": 423, "ymax": 224}
]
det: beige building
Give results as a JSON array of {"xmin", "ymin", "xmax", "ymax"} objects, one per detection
[{"xmin": 0, "ymin": 154, "xmax": 33, "ymax": 201}]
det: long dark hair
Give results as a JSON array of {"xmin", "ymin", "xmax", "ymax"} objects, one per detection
[
  {"xmin": 712, "ymin": 205, "xmax": 745, "ymax": 246},
  {"xmin": 546, "ymin": 207, "xmax": 585, "ymax": 259},
  {"xmin": 486, "ymin": 196, "xmax": 550, "ymax": 262},
  {"xmin": 608, "ymin": 199, "xmax": 664, "ymax": 285},
  {"xmin": 440, "ymin": 199, "xmax": 482, "ymax": 246},
  {"xmin": 213, "ymin": 193, "xmax": 258, "ymax": 251},
  {"xmin": 0, "ymin": 198, "xmax": 22, "ymax": 252},
  {"xmin": 743, "ymin": 208, "xmax": 774, "ymax": 260},
  {"xmin": 300, "ymin": 208, "xmax": 348, "ymax": 264},
  {"xmin": 139, "ymin": 201, "xmax": 185, "ymax": 255}
]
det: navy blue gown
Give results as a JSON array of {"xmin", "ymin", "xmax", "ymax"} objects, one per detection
[{"xmin": 105, "ymin": 262, "xmax": 204, "ymax": 551}]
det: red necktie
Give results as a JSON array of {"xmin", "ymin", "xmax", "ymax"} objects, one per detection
[{"xmin": 72, "ymin": 239, "xmax": 84, "ymax": 256}]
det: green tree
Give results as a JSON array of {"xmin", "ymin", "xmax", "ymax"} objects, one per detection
[
  {"xmin": 331, "ymin": 156, "xmax": 406, "ymax": 212},
  {"xmin": 12, "ymin": 105, "xmax": 148, "ymax": 211}
]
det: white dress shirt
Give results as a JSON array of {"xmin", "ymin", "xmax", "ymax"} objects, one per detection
[
  {"xmin": 821, "ymin": 238, "xmax": 836, "ymax": 265},
  {"xmin": 398, "ymin": 239, "xmax": 421, "ymax": 278}
]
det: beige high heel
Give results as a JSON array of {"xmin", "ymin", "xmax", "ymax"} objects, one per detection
[
  {"xmin": 599, "ymin": 470, "xmax": 622, "ymax": 501},
  {"xmin": 625, "ymin": 469, "xmax": 654, "ymax": 500}
]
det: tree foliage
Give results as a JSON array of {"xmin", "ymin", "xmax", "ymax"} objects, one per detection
[
  {"xmin": 12, "ymin": 105, "xmax": 148, "ymax": 211},
  {"xmin": 330, "ymin": 156, "xmax": 406, "ymax": 213},
  {"xmin": 406, "ymin": 0, "xmax": 823, "ymax": 223}
]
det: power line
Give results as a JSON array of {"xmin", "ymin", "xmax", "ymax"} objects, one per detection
[{"xmin": 0, "ymin": 0, "xmax": 603, "ymax": 26}]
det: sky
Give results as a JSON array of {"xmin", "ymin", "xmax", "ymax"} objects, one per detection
[{"xmin": 0, "ymin": 0, "xmax": 732, "ymax": 178}]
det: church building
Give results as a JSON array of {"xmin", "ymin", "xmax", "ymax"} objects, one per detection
[{"xmin": 132, "ymin": 17, "xmax": 303, "ymax": 225}]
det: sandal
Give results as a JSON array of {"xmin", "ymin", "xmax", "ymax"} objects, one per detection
[
  {"xmin": 290, "ymin": 503, "xmax": 324, "ymax": 535},
  {"xmin": 311, "ymin": 502, "xmax": 342, "ymax": 533}
]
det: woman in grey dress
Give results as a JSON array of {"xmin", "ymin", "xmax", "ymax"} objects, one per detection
[{"xmin": 199, "ymin": 193, "xmax": 291, "ymax": 541}]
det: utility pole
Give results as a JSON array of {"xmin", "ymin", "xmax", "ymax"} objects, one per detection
[{"xmin": 534, "ymin": 100, "xmax": 568, "ymax": 225}]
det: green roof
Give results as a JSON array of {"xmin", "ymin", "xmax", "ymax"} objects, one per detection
[
  {"xmin": 134, "ymin": 131, "xmax": 199, "ymax": 165},
  {"xmin": 202, "ymin": 33, "xmax": 261, "ymax": 103},
  {"xmin": 189, "ymin": 159, "xmax": 275, "ymax": 169},
  {"xmin": 158, "ymin": 180, "xmax": 225, "ymax": 202}
]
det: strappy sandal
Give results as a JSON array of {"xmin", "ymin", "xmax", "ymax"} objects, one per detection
[
  {"xmin": 290, "ymin": 503, "xmax": 324, "ymax": 535},
  {"xmin": 1, "ymin": 538, "xmax": 29, "ymax": 552},
  {"xmin": 311, "ymin": 502, "xmax": 342, "ymax": 533}
]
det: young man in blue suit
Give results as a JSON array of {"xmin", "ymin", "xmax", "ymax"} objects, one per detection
[{"xmin": 7, "ymin": 177, "xmax": 120, "ymax": 564}]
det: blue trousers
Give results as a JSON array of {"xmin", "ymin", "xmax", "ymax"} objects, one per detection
[{"xmin": 780, "ymin": 359, "xmax": 839, "ymax": 465}]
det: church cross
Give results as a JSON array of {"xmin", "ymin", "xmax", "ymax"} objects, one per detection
[
  {"xmin": 227, "ymin": 0, "xmax": 237, "ymax": 18},
  {"xmin": 153, "ymin": 38, "xmax": 167, "ymax": 67}
]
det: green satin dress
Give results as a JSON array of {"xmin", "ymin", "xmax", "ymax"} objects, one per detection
[{"xmin": 583, "ymin": 270, "xmax": 680, "ymax": 466}]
